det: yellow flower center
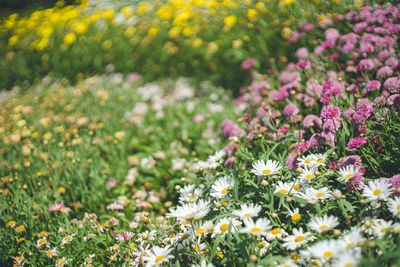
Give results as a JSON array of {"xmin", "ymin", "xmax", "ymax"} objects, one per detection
[
  {"xmin": 317, "ymin": 158, "xmax": 323, "ymax": 163},
  {"xmin": 381, "ymin": 227, "xmax": 387, "ymax": 233},
  {"xmin": 223, "ymin": 200, "xmax": 229, "ymax": 207},
  {"xmin": 195, "ymin": 228, "xmax": 204, "ymax": 235},
  {"xmin": 258, "ymin": 242, "xmax": 266, "ymax": 248},
  {"xmin": 319, "ymin": 225, "xmax": 328, "ymax": 230},
  {"xmin": 346, "ymin": 242, "xmax": 355, "ymax": 247},
  {"xmin": 271, "ymin": 228, "xmax": 281, "ymax": 235},
  {"xmin": 305, "ymin": 174, "xmax": 312, "ymax": 179},
  {"xmin": 292, "ymin": 254, "xmax": 301, "ymax": 260},
  {"xmin": 46, "ymin": 251, "xmax": 53, "ymax": 257},
  {"xmin": 244, "ymin": 213, "xmax": 251, "ymax": 217},
  {"xmin": 221, "ymin": 188, "xmax": 228, "ymax": 195},
  {"xmin": 345, "ymin": 174, "xmax": 353, "ymax": 179},
  {"xmin": 39, "ymin": 240, "xmax": 46, "ymax": 245},
  {"xmin": 194, "ymin": 246, "xmax": 199, "ymax": 252},
  {"xmin": 295, "ymin": 236, "xmax": 305, "ymax": 242},
  {"xmin": 316, "ymin": 193, "xmax": 324, "ymax": 198},
  {"xmin": 294, "ymin": 184, "xmax": 301, "ymax": 190},
  {"xmin": 189, "ymin": 196, "xmax": 197, "ymax": 201},
  {"xmin": 304, "ymin": 159, "xmax": 311, "ymax": 164},
  {"xmin": 155, "ymin": 255, "xmax": 164, "ymax": 263},
  {"xmin": 262, "ymin": 169, "xmax": 271, "ymax": 175},
  {"xmin": 345, "ymin": 263, "xmax": 353, "ymax": 267},
  {"xmin": 220, "ymin": 224, "xmax": 229, "ymax": 231},
  {"xmin": 292, "ymin": 214, "xmax": 301, "ymax": 221},
  {"xmin": 397, "ymin": 205, "xmax": 400, "ymax": 210},
  {"xmin": 251, "ymin": 227, "xmax": 261, "ymax": 233},
  {"xmin": 373, "ymin": 189, "xmax": 381, "ymax": 196},
  {"xmin": 278, "ymin": 189, "xmax": 288, "ymax": 194},
  {"xmin": 181, "ymin": 221, "xmax": 188, "ymax": 226},
  {"xmin": 324, "ymin": 251, "xmax": 333, "ymax": 258}
]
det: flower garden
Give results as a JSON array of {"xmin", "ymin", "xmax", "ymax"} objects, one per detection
[{"xmin": 1, "ymin": 0, "xmax": 400, "ymax": 266}]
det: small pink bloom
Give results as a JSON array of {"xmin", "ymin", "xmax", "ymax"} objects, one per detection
[
  {"xmin": 328, "ymin": 162, "xmax": 337, "ymax": 170},
  {"xmin": 241, "ymin": 58, "xmax": 256, "ymax": 69},
  {"xmin": 106, "ymin": 180, "xmax": 119, "ymax": 188},
  {"xmin": 347, "ymin": 136, "xmax": 368, "ymax": 151}
]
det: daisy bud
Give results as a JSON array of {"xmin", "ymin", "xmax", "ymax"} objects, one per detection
[
  {"xmin": 323, "ymin": 178, "xmax": 329, "ymax": 183},
  {"xmin": 333, "ymin": 229, "xmax": 341, "ymax": 236},
  {"xmin": 271, "ymin": 212, "xmax": 278, "ymax": 218},
  {"xmin": 332, "ymin": 189, "xmax": 342, "ymax": 200},
  {"xmin": 250, "ymin": 255, "xmax": 257, "ymax": 262},
  {"xmin": 175, "ymin": 185, "xmax": 181, "ymax": 190},
  {"xmin": 215, "ymin": 203, "xmax": 222, "ymax": 208},
  {"xmin": 165, "ymin": 201, "xmax": 172, "ymax": 208},
  {"xmin": 367, "ymin": 241, "xmax": 376, "ymax": 247},
  {"xmin": 364, "ymin": 221, "xmax": 372, "ymax": 227},
  {"xmin": 296, "ymin": 168, "xmax": 303, "ymax": 173},
  {"xmin": 261, "ymin": 180, "xmax": 269, "ymax": 186},
  {"xmin": 392, "ymin": 225, "xmax": 400, "ymax": 234},
  {"xmin": 286, "ymin": 197, "xmax": 292, "ymax": 202},
  {"xmin": 360, "ymin": 199, "xmax": 364, "ymax": 204},
  {"xmin": 315, "ymin": 171, "xmax": 321, "ymax": 176}
]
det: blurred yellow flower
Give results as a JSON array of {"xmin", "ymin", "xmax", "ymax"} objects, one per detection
[
  {"xmin": 281, "ymin": 27, "xmax": 292, "ymax": 39},
  {"xmin": 157, "ymin": 7, "xmax": 173, "ymax": 20},
  {"xmin": 182, "ymin": 26, "xmax": 192, "ymax": 36},
  {"xmin": 34, "ymin": 38, "xmax": 49, "ymax": 51},
  {"xmin": 8, "ymin": 36, "xmax": 18, "ymax": 46},
  {"xmin": 169, "ymin": 26, "xmax": 181, "ymax": 38},
  {"xmin": 148, "ymin": 27, "xmax": 159, "ymax": 36},
  {"xmin": 73, "ymin": 22, "xmax": 88, "ymax": 34},
  {"xmin": 192, "ymin": 38, "xmax": 203, "ymax": 48},
  {"xmin": 247, "ymin": 9, "xmax": 257, "ymax": 19},
  {"xmin": 64, "ymin": 33, "xmax": 77, "ymax": 45},
  {"xmin": 207, "ymin": 42, "xmax": 218, "ymax": 53},
  {"xmin": 224, "ymin": 15, "xmax": 237, "ymax": 26}
]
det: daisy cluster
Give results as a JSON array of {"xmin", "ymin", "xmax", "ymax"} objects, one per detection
[
  {"xmin": 134, "ymin": 3, "xmax": 400, "ymax": 266},
  {"xmin": 0, "ymin": 74, "xmax": 235, "ymax": 266}
]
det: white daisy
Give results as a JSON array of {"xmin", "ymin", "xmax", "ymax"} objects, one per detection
[
  {"xmin": 179, "ymin": 188, "xmax": 203, "ymax": 203},
  {"xmin": 361, "ymin": 217, "xmax": 385, "ymax": 235},
  {"xmin": 232, "ymin": 203, "xmax": 262, "ymax": 220},
  {"xmin": 266, "ymin": 227, "xmax": 288, "ymax": 241},
  {"xmin": 251, "ymin": 159, "xmax": 282, "ymax": 176},
  {"xmin": 282, "ymin": 228, "xmax": 316, "ymax": 250},
  {"xmin": 210, "ymin": 176, "xmax": 235, "ymax": 199},
  {"xmin": 310, "ymin": 153, "xmax": 328, "ymax": 167},
  {"xmin": 287, "ymin": 208, "xmax": 302, "ymax": 222},
  {"xmin": 255, "ymin": 238, "xmax": 270, "ymax": 257},
  {"xmin": 212, "ymin": 218, "xmax": 241, "ymax": 237},
  {"xmin": 371, "ymin": 219, "xmax": 392, "ymax": 238},
  {"xmin": 296, "ymin": 187, "xmax": 332, "ymax": 203},
  {"xmin": 240, "ymin": 218, "xmax": 272, "ymax": 236},
  {"xmin": 297, "ymin": 155, "xmax": 314, "ymax": 168},
  {"xmin": 298, "ymin": 167, "xmax": 318, "ymax": 181},
  {"xmin": 388, "ymin": 196, "xmax": 400, "ymax": 218},
  {"xmin": 191, "ymin": 258, "xmax": 214, "ymax": 267},
  {"xmin": 302, "ymin": 239, "xmax": 343, "ymax": 261},
  {"xmin": 339, "ymin": 228, "xmax": 364, "ymax": 248},
  {"xmin": 308, "ymin": 215, "xmax": 339, "ymax": 233},
  {"xmin": 143, "ymin": 245, "xmax": 174, "ymax": 267},
  {"xmin": 167, "ymin": 200, "xmax": 210, "ymax": 221},
  {"xmin": 362, "ymin": 179, "xmax": 394, "ymax": 203},
  {"xmin": 331, "ymin": 249, "xmax": 361, "ymax": 267},
  {"xmin": 337, "ymin": 165, "xmax": 359, "ymax": 182},
  {"xmin": 274, "ymin": 181, "xmax": 294, "ymax": 195},
  {"xmin": 207, "ymin": 150, "xmax": 225, "ymax": 169}
]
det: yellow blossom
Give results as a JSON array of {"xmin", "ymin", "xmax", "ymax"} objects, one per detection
[
  {"xmin": 224, "ymin": 15, "xmax": 237, "ymax": 26},
  {"xmin": 64, "ymin": 33, "xmax": 77, "ymax": 45},
  {"xmin": 247, "ymin": 9, "xmax": 258, "ymax": 19},
  {"xmin": 148, "ymin": 27, "xmax": 159, "ymax": 36}
]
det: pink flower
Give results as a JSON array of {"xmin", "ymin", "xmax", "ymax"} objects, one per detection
[
  {"xmin": 283, "ymin": 104, "xmax": 299, "ymax": 119},
  {"xmin": 192, "ymin": 114, "xmax": 208, "ymax": 123},
  {"xmin": 223, "ymin": 141, "xmax": 238, "ymax": 155},
  {"xmin": 328, "ymin": 162, "xmax": 337, "ymax": 170},
  {"xmin": 343, "ymin": 108, "xmax": 355, "ymax": 120},
  {"xmin": 347, "ymin": 136, "xmax": 368, "ymax": 151},
  {"xmin": 376, "ymin": 66, "xmax": 393, "ymax": 78},
  {"xmin": 302, "ymin": 115, "xmax": 322, "ymax": 129},
  {"xmin": 346, "ymin": 173, "xmax": 365, "ymax": 193},
  {"xmin": 325, "ymin": 28, "xmax": 340, "ymax": 41},
  {"xmin": 296, "ymin": 47, "xmax": 308, "ymax": 59},
  {"xmin": 221, "ymin": 120, "xmax": 246, "ymax": 139},
  {"xmin": 296, "ymin": 60, "xmax": 310, "ymax": 69},
  {"xmin": 390, "ymin": 174, "xmax": 400, "ymax": 195},
  {"xmin": 384, "ymin": 77, "xmax": 400, "ymax": 93},
  {"xmin": 320, "ymin": 105, "xmax": 341, "ymax": 120},
  {"xmin": 241, "ymin": 58, "xmax": 256, "ymax": 69},
  {"xmin": 224, "ymin": 157, "xmax": 236, "ymax": 168},
  {"xmin": 365, "ymin": 80, "xmax": 381, "ymax": 93},
  {"xmin": 116, "ymin": 232, "xmax": 134, "ymax": 242},
  {"xmin": 49, "ymin": 202, "xmax": 64, "ymax": 212},
  {"xmin": 106, "ymin": 180, "xmax": 119, "ymax": 188},
  {"xmin": 127, "ymin": 73, "xmax": 141, "ymax": 82},
  {"xmin": 285, "ymin": 154, "xmax": 298, "ymax": 171},
  {"xmin": 337, "ymin": 155, "xmax": 363, "ymax": 169}
]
